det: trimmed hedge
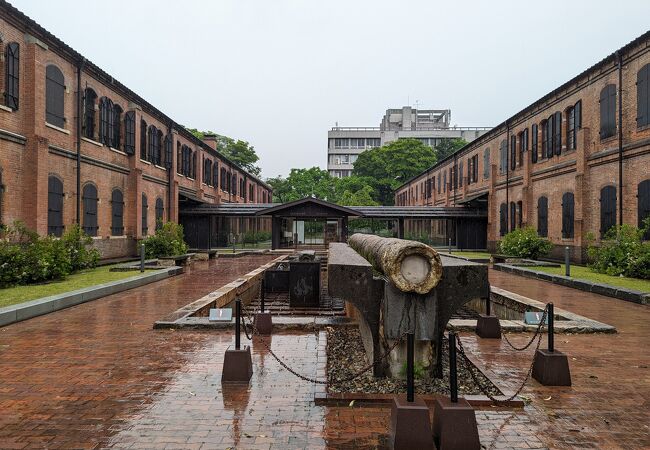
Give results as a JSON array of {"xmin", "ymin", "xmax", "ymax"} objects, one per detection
[
  {"xmin": 142, "ymin": 222, "xmax": 189, "ymax": 259},
  {"xmin": 498, "ymin": 227, "xmax": 553, "ymax": 259}
]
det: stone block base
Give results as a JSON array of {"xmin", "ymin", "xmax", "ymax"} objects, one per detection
[
  {"xmin": 254, "ymin": 312, "xmax": 273, "ymax": 335},
  {"xmin": 476, "ymin": 314, "xmax": 501, "ymax": 339},
  {"xmin": 389, "ymin": 395, "xmax": 434, "ymax": 450},
  {"xmin": 221, "ymin": 345, "xmax": 253, "ymax": 383},
  {"xmin": 432, "ymin": 396, "xmax": 480, "ymax": 450},
  {"xmin": 532, "ymin": 349, "xmax": 571, "ymax": 386}
]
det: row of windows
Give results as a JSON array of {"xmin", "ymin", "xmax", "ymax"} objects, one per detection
[
  {"xmin": 332, "ymin": 138, "xmax": 380, "ymax": 149},
  {"xmin": 328, "ymin": 154, "xmax": 359, "ymax": 165},
  {"xmin": 497, "ymin": 180, "xmax": 650, "ymax": 240},
  {"xmin": 47, "ymin": 176, "xmax": 164, "ymax": 237}
]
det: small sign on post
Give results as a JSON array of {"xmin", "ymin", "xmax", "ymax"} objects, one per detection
[
  {"xmin": 524, "ymin": 311, "xmax": 549, "ymax": 325},
  {"xmin": 209, "ymin": 308, "xmax": 232, "ymax": 322}
]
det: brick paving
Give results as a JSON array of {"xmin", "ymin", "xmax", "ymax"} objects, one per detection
[{"xmin": 0, "ymin": 260, "xmax": 649, "ymax": 449}]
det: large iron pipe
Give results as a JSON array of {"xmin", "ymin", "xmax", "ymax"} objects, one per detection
[{"xmin": 348, "ymin": 234, "xmax": 443, "ymax": 294}]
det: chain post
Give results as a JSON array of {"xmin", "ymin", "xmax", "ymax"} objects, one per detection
[
  {"xmin": 235, "ymin": 298, "xmax": 241, "ymax": 350},
  {"xmin": 449, "ymin": 332, "xmax": 458, "ymax": 403},
  {"xmin": 407, "ymin": 332, "xmax": 415, "ymax": 402},
  {"xmin": 548, "ymin": 302, "xmax": 554, "ymax": 352}
]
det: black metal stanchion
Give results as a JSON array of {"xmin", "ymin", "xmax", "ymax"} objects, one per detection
[
  {"xmin": 532, "ymin": 302, "xmax": 571, "ymax": 386},
  {"xmin": 565, "ymin": 247, "xmax": 571, "ymax": 277},
  {"xmin": 254, "ymin": 278, "xmax": 272, "ymax": 335},
  {"xmin": 476, "ymin": 287, "xmax": 501, "ymax": 339},
  {"xmin": 140, "ymin": 243, "xmax": 145, "ymax": 273},
  {"xmin": 390, "ymin": 331, "xmax": 434, "ymax": 449},
  {"xmin": 222, "ymin": 297, "xmax": 253, "ymax": 383},
  {"xmin": 449, "ymin": 331, "xmax": 458, "ymax": 403},
  {"xmin": 406, "ymin": 332, "xmax": 414, "ymax": 403},
  {"xmin": 235, "ymin": 298, "xmax": 241, "ymax": 350},
  {"xmin": 433, "ymin": 333, "xmax": 480, "ymax": 449}
]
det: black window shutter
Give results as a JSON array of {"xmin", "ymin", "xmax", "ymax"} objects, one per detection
[
  {"xmin": 47, "ymin": 176, "xmax": 64, "ymax": 237},
  {"xmin": 532, "ymin": 124, "xmax": 538, "ymax": 163},
  {"xmin": 111, "ymin": 189, "xmax": 124, "ymax": 236},
  {"xmin": 140, "ymin": 120, "xmax": 147, "ymax": 160},
  {"xmin": 562, "ymin": 192, "xmax": 574, "ymax": 238},
  {"xmin": 575, "ymin": 100, "xmax": 582, "ymax": 129},
  {"xmin": 638, "ymin": 65, "xmax": 649, "ymax": 128},
  {"xmin": 600, "ymin": 186, "xmax": 616, "ymax": 237},
  {"xmin": 537, "ymin": 196, "xmax": 548, "ymax": 237},
  {"xmin": 82, "ymin": 184, "xmax": 98, "ymax": 237},
  {"xmin": 46, "ymin": 65, "xmax": 65, "ymax": 127},
  {"xmin": 555, "ymin": 111, "xmax": 562, "ymax": 156},
  {"xmin": 124, "ymin": 112, "xmax": 135, "ymax": 155},
  {"xmin": 142, "ymin": 194, "xmax": 148, "ymax": 235},
  {"xmin": 5, "ymin": 43, "xmax": 19, "ymax": 110},
  {"xmin": 499, "ymin": 203, "xmax": 507, "ymax": 236},
  {"xmin": 638, "ymin": 179, "xmax": 650, "ymax": 240}
]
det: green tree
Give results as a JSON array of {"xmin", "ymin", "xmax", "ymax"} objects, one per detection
[
  {"xmin": 337, "ymin": 185, "xmax": 379, "ymax": 206},
  {"xmin": 352, "ymin": 138, "xmax": 437, "ymax": 205},
  {"xmin": 434, "ymin": 138, "xmax": 468, "ymax": 160},
  {"xmin": 266, "ymin": 167, "xmax": 336, "ymax": 203},
  {"xmin": 186, "ymin": 128, "xmax": 261, "ymax": 176}
]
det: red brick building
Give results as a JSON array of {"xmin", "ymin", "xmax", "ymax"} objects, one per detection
[
  {"xmin": 0, "ymin": 2, "xmax": 272, "ymax": 258},
  {"xmin": 395, "ymin": 31, "xmax": 650, "ymax": 261}
]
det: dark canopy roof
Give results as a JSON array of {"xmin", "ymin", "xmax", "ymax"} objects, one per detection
[{"xmin": 254, "ymin": 197, "xmax": 360, "ymax": 217}]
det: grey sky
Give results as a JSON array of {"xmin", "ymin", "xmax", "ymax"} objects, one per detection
[{"xmin": 13, "ymin": 0, "xmax": 650, "ymax": 179}]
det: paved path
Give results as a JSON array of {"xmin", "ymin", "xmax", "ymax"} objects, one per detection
[{"xmin": 0, "ymin": 260, "xmax": 649, "ymax": 449}]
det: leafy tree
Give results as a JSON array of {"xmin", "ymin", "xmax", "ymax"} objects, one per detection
[
  {"xmin": 352, "ymin": 138, "xmax": 437, "ymax": 205},
  {"xmin": 266, "ymin": 167, "xmax": 336, "ymax": 203},
  {"xmin": 434, "ymin": 138, "xmax": 468, "ymax": 160},
  {"xmin": 337, "ymin": 185, "xmax": 379, "ymax": 206},
  {"xmin": 186, "ymin": 128, "xmax": 261, "ymax": 176}
]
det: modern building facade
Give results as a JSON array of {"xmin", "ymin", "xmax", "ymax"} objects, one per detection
[
  {"xmin": 327, "ymin": 106, "xmax": 490, "ymax": 177},
  {"xmin": 395, "ymin": 31, "xmax": 650, "ymax": 262},
  {"xmin": 0, "ymin": 1, "xmax": 272, "ymax": 258}
]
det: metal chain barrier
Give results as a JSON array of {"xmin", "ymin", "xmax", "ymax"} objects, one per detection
[
  {"xmin": 237, "ymin": 279, "xmax": 409, "ymax": 384},
  {"xmin": 502, "ymin": 305, "xmax": 549, "ymax": 351}
]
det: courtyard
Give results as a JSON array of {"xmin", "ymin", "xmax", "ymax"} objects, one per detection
[{"xmin": 0, "ymin": 255, "xmax": 648, "ymax": 449}]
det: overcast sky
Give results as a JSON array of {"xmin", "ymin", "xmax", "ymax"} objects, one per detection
[{"xmin": 12, "ymin": 0, "xmax": 650, "ymax": 178}]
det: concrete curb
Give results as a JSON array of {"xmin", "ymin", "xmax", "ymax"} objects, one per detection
[
  {"xmin": 493, "ymin": 263, "xmax": 649, "ymax": 305},
  {"xmin": 0, "ymin": 267, "xmax": 183, "ymax": 328}
]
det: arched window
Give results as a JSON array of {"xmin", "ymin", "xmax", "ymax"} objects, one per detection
[
  {"xmin": 499, "ymin": 140, "xmax": 507, "ymax": 174},
  {"xmin": 192, "ymin": 151, "xmax": 197, "ymax": 178},
  {"xmin": 638, "ymin": 179, "xmax": 650, "ymax": 240},
  {"xmin": 220, "ymin": 167, "xmax": 227, "ymax": 190},
  {"xmin": 111, "ymin": 189, "xmax": 124, "ymax": 236},
  {"xmin": 140, "ymin": 119, "xmax": 147, "ymax": 160},
  {"xmin": 83, "ymin": 88, "xmax": 97, "ymax": 139},
  {"xmin": 499, "ymin": 203, "xmax": 507, "ymax": 236},
  {"xmin": 540, "ymin": 120, "xmax": 548, "ymax": 159},
  {"xmin": 553, "ymin": 111, "xmax": 562, "ymax": 156},
  {"xmin": 240, "ymin": 178, "xmax": 245, "ymax": 198},
  {"xmin": 141, "ymin": 193, "xmax": 148, "ymax": 236},
  {"xmin": 249, "ymin": 184, "xmax": 254, "ymax": 202},
  {"xmin": 82, "ymin": 183, "xmax": 98, "ymax": 237},
  {"xmin": 99, "ymin": 97, "xmax": 114, "ymax": 147},
  {"xmin": 148, "ymin": 125, "xmax": 159, "ymax": 164},
  {"xmin": 164, "ymin": 134, "xmax": 172, "ymax": 169},
  {"xmin": 112, "ymin": 104, "xmax": 122, "ymax": 149},
  {"xmin": 483, "ymin": 148, "xmax": 490, "ymax": 179},
  {"xmin": 509, "ymin": 201, "xmax": 516, "ymax": 231},
  {"xmin": 156, "ymin": 129, "xmax": 163, "ymax": 166},
  {"xmin": 47, "ymin": 176, "xmax": 64, "ymax": 237},
  {"xmin": 562, "ymin": 192, "xmax": 574, "ymax": 239},
  {"xmin": 600, "ymin": 84, "xmax": 616, "ymax": 140},
  {"xmin": 4, "ymin": 42, "xmax": 19, "ymax": 110},
  {"xmin": 232, "ymin": 175, "xmax": 238, "ymax": 196},
  {"xmin": 46, "ymin": 65, "xmax": 65, "ymax": 127},
  {"xmin": 176, "ymin": 142, "xmax": 182, "ymax": 174},
  {"xmin": 510, "ymin": 135, "xmax": 517, "ymax": 171},
  {"xmin": 517, "ymin": 200, "xmax": 523, "ymax": 229},
  {"xmin": 537, "ymin": 196, "xmax": 548, "ymax": 237},
  {"xmin": 155, "ymin": 198, "xmax": 164, "ymax": 230},
  {"xmin": 600, "ymin": 185, "xmax": 616, "ymax": 238},
  {"xmin": 204, "ymin": 158, "xmax": 212, "ymax": 185},
  {"xmin": 212, "ymin": 161, "xmax": 218, "ymax": 187},
  {"xmin": 637, "ymin": 64, "xmax": 650, "ymax": 128},
  {"xmin": 531, "ymin": 124, "xmax": 538, "ymax": 163},
  {"xmin": 124, "ymin": 111, "xmax": 135, "ymax": 155}
]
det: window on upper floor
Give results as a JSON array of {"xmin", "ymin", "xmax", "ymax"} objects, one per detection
[
  {"xmin": 46, "ymin": 65, "xmax": 65, "ymax": 127},
  {"xmin": 232, "ymin": 174, "xmax": 238, "ymax": 196},
  {"xmin": 203, "ymin": 157, "xmax": 211, "ymax": 185},
  {"xmin": 510, "ymin": 135, "xmax": 517, "ymax": 171},
  {"xmin": 113, "ymin": 105, "xmax": 123, "ymax": 149},
  {"xmin": 124, "ymin": 111, "xmax": 136, "ymax": 155},
  {"xmin": 566, "ymin": 101, "xmax": 581, "ymax": 151},
  {"xmin": 99, "ymin": 97, "xmax": 114, "ymax": 147},
  {"xmin": 164, "ymin": 134, "xmax": 172, "ymax": 169},
  {"xmin": 518, "ymin": 129, "xmax": 528, "ymax": 166},
  {"xmin": 221, "ymin": 167, "xmax": 227, "ymax": 191},
  {"xmin": 212, "ymin": 161, "xmax": 219, "ymax": 187},
  {"xmin": 83, "ymin": 88, "xmax": 97, "ymax": 140},
  {"xmin": 553, "ymin": 111, "xmax": 562, "ymax": 156},
  {"xmin": 459, "ymin": 161, "xmax": 464, "ymax": 187},
  {"xmin": 540, "ymin": 120, "xmax": 548, "ymax": 160},
  {"xmin": 483, "ymin": 148, "xmax": 490, "ymax": 179},
  {"xmin": 4, "ymin": 42, "xmax": 19, "ymax": 110},
  {"xmin": 600, "ymin": 84, "xmax": 616, "ymax": 140},
  {"xmin": 531, "ymin": 124, "xmax": 538, "ymax": 163},
  {"xmin": 637, "ymin": 64, "xmax": 650, "ymax": 128},
  {"xmin": 140, "ymin": 119, "xmax": 147, "ymax": 160},
  {"xmin": 499, "ymin": 140, "xmax": 507, "ymax": 174},
  {"xmin": 334, "ymin": 138, "xmax": 349, "ymax": 149},
  {"xmin": 443, "ymin": 172, "xmax": 447, "ymax": 193}
]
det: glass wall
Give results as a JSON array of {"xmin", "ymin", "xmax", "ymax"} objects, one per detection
[
  {"xmin": 403, "ymin": 218, "xmax": 456, "ymax": 247},
  {"xmin": 213, "ymin": 216, "xmax": 272, "ymax": 249},
  {"xmin": 349, "ymin": 218, "xmax": 398, "ymax": 238}
]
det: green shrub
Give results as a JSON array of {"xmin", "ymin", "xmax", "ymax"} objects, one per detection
[
  {"xmin": 143, "ymin": 222, "xmax": 189, "ymax": 258},
  {"xmin": 61, "ymin": 224, "xmax": 100, "ymax": 272},
  {"xmin": 587, "ymin": 219, "xmax": 650, "ymax": 280},
  {"xmin": 498, "ymin": 227, "xmax": 553, "ymax": 259}
]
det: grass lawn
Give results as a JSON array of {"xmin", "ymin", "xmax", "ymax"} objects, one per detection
[
  {"xmin": 0, "ymin": 265, "xmax": 154, "ymax": 308},
  {"xmin": 438, "ymin": 250, "xmax": 493, "ymax": 260},
  {"xmin": 531, "ymin": 264, "xmax": 650, "ymax": 293}
]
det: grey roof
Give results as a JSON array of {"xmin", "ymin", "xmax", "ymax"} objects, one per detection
[{"xmin": 180, "ymin": 202, "xmax": 486, "ymax": 218}]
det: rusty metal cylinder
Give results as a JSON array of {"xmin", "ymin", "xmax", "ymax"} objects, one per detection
[{"xmin": 348, "ymin": 234, "xmax": 443, "ymax": 294}]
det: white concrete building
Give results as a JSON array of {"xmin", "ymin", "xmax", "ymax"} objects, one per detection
[{"xmin": 327, "ymin": 106, "xmax": 491, "ymax": 177}]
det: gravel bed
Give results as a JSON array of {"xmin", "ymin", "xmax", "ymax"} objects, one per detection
[{"xmin": 326, "ymin": 327, "xmax": 501, "ymax": 396}]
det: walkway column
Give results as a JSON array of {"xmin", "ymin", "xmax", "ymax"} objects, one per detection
[
  {"xmin": 341, "ymin": 216, "xmax": 348, "ymax": 242},
  {"xmin": 397, "ymin": 218, "xmax": 404, "ymax": 239}
]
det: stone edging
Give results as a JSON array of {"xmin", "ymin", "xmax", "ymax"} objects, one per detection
[
  {"xmin": 0, "ymin": 267, "xmax": 182, "ymax": 328},
  {"xmin": 494, "ymin": 263, "xmax": 650, "ymax": 305}
]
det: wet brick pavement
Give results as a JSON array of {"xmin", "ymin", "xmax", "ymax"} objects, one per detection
[{"xmin": 0, "ymin": 259, "xmax": 648, "ymax": 449}]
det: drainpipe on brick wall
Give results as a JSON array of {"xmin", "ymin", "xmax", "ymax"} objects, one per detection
[
  {"xmin": 617, "ymin": 51, "xmax": 624, "ymax": 226},
  {"xmin": 505, "ymin": 121, "xmax": 510, "ymax": 231},
  {"xmin": 75, "ymin": 57, "xmax": 86, "ymax": 224}
]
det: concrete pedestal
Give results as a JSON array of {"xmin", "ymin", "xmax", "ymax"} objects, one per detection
[
  {"xmin": 432, "ymin": 396, "xmax": 480, "ymax": 450},
  {"xmin": 253, "ymin": 312, "xmax": 273, "ymax": 335},
  {"xmin": 532, "ymin": 349, "xmax": 571, "ymax": 386},
  {"xmin": 476, "ymin": 314, "xmax": 501, "ymax": 339},
  {"xmin": 221, "ymin": 345, "xmax": 253, "ymax": 383},
  {"xmin": 389, "ymin": 395, "xmax": 434, "ymax": 450}
]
